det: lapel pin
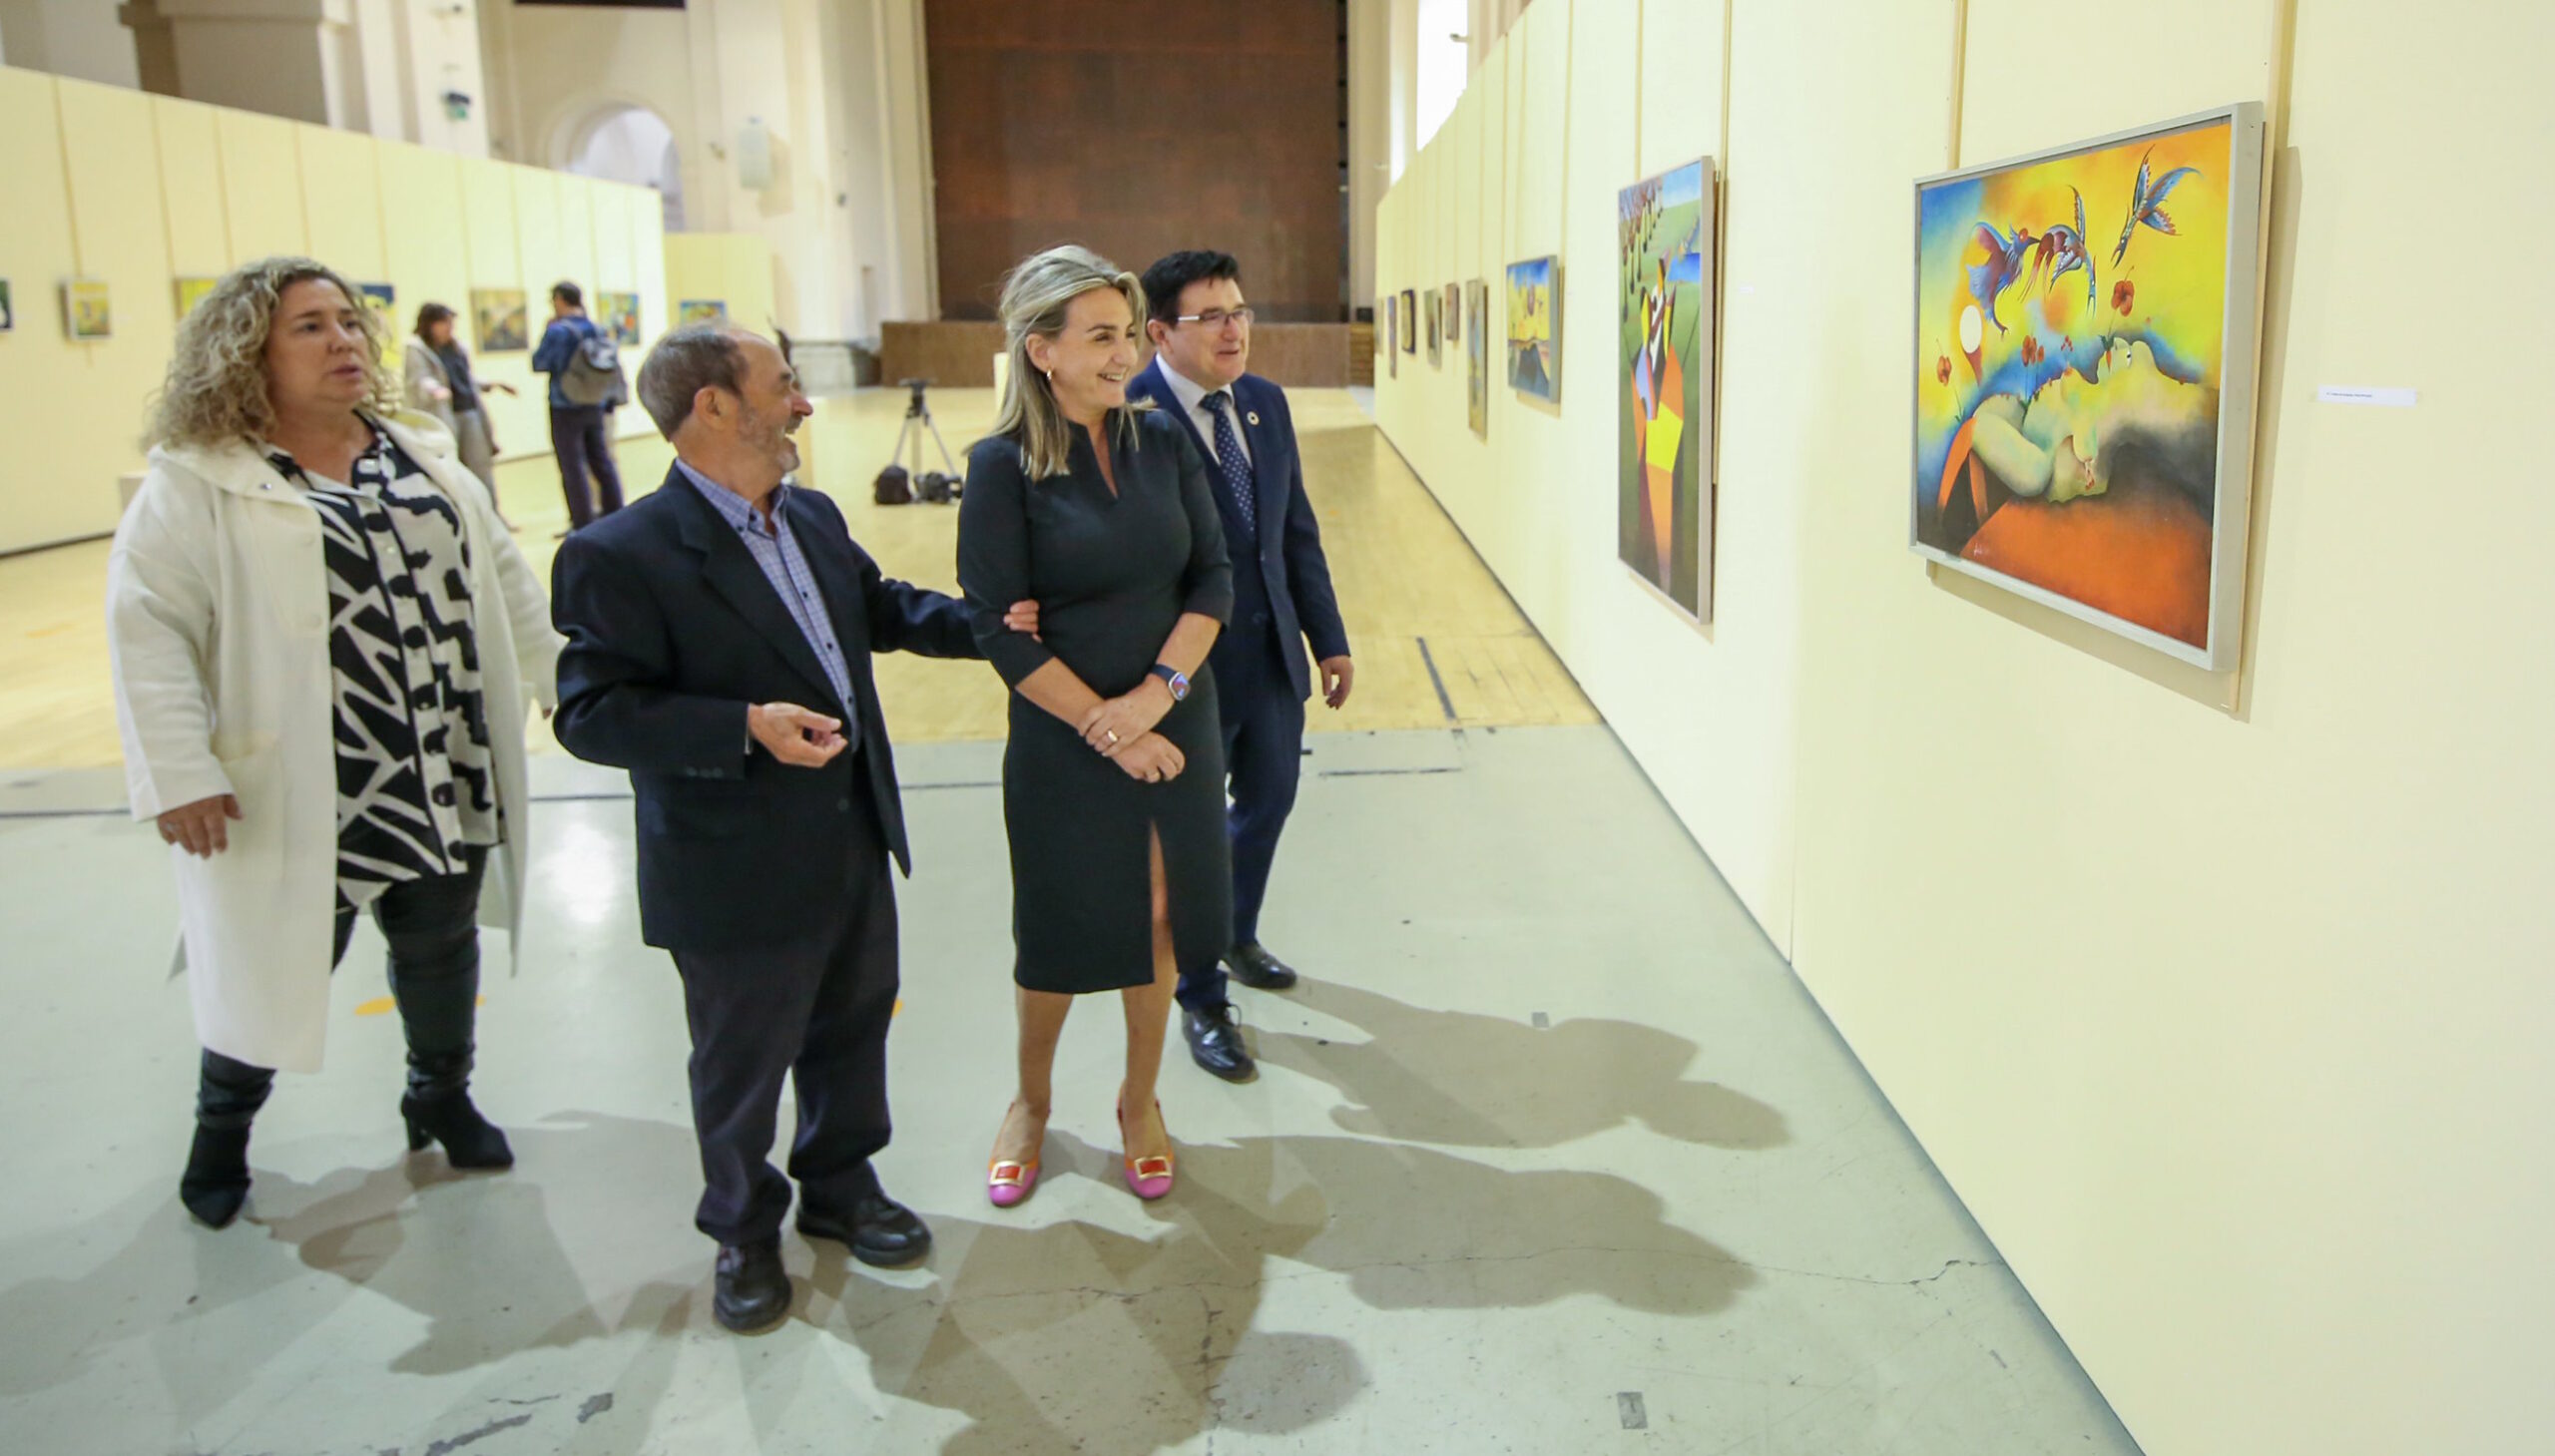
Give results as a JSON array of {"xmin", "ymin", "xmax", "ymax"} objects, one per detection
[{"xmin": 1246, "ymin": 411, "xmax": 1261, "ymax": 426}]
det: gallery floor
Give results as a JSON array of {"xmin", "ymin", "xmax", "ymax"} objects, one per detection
[{"xmin": 0, "ymin": 390, "xmax": 2136, "ymax": 1452}]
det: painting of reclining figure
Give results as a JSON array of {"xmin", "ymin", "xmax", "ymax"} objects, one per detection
[{"xmin": 1912, "ymin": 105, "xmax": 2265, "ymax": 669}]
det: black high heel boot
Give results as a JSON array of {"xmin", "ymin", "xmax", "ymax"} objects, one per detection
[
  {"xmin": 183, "ymin": 1050, "xmax": 272, "ymax": 1228},
  {"xmin": 400, "ymin": 1047, "xmax": 513, "ymax": 1169},
  {"xmin": 180, "ymin": 1124, "xmax": 253, "ymax": 1227}
]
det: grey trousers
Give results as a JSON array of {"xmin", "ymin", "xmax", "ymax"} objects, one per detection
[{"xmin": 452, "ymin": 405, "xmax": 500, "ymax": 511}]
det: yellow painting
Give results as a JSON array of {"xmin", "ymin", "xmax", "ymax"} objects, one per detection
[
  {"xmin": 359, "ymin": 282, "xmax": 398, "ymax": 366},
  {"xmin": 65, "ymin": 279, "xmax": 112, "ymax": 340},
  {"xmin": 678, "ymin": 298, "xmax": 728, "ymax": 326},
  {"xmin": 1913, "ymin": 107, "xmax": 2265, "ymax": 667},
  {"xmin": 174, "ymin": 276, "xmax": 220, "ymax": 319},
  {"xmin": 1505, "ymin": 256, "xmax": 1558, "ymax": 403}
]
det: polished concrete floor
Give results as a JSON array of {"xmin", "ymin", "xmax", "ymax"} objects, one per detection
[{"xmin": 0, "ymin": 388, "xmax": 2137, "ymax": 1452}]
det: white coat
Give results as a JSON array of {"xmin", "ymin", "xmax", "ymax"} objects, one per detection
[{"xmin": 107, "ymin": 410, "xmax": 565, "ymax": 1073}]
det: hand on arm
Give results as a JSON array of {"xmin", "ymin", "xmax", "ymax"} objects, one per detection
[{"xmin": 1078, "ymin": 609, "xmax": 1220, "ymax": 752}]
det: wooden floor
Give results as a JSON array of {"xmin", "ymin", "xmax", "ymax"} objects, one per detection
[{"xmin": 0, "ymin": 388, "xmax": 1591, "ymax": 769}]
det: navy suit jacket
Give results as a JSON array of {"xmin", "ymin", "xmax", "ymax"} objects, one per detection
[
  {"xmin": 1125, "ymin": 359, "xmax": 1348, "ymax": 702},
  {"xmin": 550, "ymin": 465, "xmax": 979, "ymax": 950}
]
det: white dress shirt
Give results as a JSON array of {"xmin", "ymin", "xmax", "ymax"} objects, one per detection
[{"xmin": 1155, "ymin": 358, "xmax": 1254, "ymax": 470}]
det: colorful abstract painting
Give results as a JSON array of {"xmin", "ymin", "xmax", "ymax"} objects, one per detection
[
  {"xmin": 1465, "ymin": 278, "xmax": 1488, "ymax": 438},
  {"xmin": 600, "ymin": 290, "xmax": 642, "ymax": 345},
  {"xmin": 1913, "ymin": 106, "xmax": 2265, "ymax": 667},
  {"xmin": 1505, "ymin": 256, "xmax": 1559, "ymax": 403},
  {"xmin": 679, "ymin": 298, "xmax": 728, "ymax": 326},
  {"xmin": 1618, "ymin": 160, "xmax": 1715, "ymax": 621},
  {"xmin": 472, "ymin": 287, "xmax": 528, "ymax": 352}
]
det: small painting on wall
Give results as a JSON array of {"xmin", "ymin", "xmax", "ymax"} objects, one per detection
[
  {"xmin": 1465, "ymin": 278, "xmax": 1488, "ymax": 438},
  {"xmin": 679, "ymin": 298, "xmax": 728, "ymax": 325},
  {"xmin": 174, "ymin": 276, "xmax": 221, "ymax": 319},
  {"xmin": 0, "ymin": 278, "xmax": 15, "ymax": 334},
  {"xmin": 1506, "ymin": 256, "xmax": 1559, "ymax": 403},
  {"xmin": 64, "ymin": 279, "xmax": 112, "ymax": 341},
  {"xmin": 1912, "ymin": 104, "xmax": 2267, "ymax": 668},
  {"xmin": 1424, "ymin": 288, "xmax": 1442, "ymax": 366},
  {"xmin": 1442, "ymin": 283, "xmax": 1461, "ymax": 342},
  {"xmin": 358, "ymin": 282, "xmax": 398, "ymax": 365},
  {"xmin": 472, "ymin": 287, "xmax": 529, "ymax": 352},
  {"xmin": 1618, "ymin": 158, "xmax": 1716, "ymax": 622},
  {"xmin": 1398, "ymin": 289, "xmax": 1416, "ymax": 352},
  {"xmin": 600, "ymin": 290, "xmax": 642, "ymax": 345}
]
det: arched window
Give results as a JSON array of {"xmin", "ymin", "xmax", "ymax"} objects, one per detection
[{"xmin": 564, "ymin": 104, "xmax": 684, "ymax": 233}]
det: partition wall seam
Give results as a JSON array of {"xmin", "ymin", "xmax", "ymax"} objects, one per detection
[
  {"xmin": 49, "ymin": 81, "xmax": 84, "ymax": 281},
  {"xmin": 1945, "ymin": 0, "xmax": 1968, "ymax": 169}
]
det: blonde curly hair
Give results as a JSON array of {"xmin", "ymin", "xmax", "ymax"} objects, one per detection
[{"xmin": 144, "ymin": 256, "xmax": 400, "ymax": 449}]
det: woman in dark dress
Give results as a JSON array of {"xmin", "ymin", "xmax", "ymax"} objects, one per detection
[{"xmin": 958, "ymin": 245, "xmax": 1234, "ymax": 1206}]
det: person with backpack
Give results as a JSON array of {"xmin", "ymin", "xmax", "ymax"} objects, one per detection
[{"xmin": 533, "ymin": 280, "xmax": 629, "ymax": 531}]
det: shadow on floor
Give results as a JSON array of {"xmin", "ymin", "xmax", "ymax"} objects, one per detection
[{"xmin": 1254, "ymin": 977, "xmax": 1791, "ymax": 1152}]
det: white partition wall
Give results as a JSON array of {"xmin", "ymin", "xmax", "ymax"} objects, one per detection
[{"xmin": 1371, "ymin": 3, "xmax": 2555, "ymax": 1454}]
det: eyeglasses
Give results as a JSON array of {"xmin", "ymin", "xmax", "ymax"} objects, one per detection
[{"xmin": 1173, "ymin": 306, "xmax": 1256, "ymax": 331}]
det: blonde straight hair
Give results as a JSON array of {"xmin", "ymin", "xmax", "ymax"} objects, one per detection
[{"xmin": 991, "ymin": 244, "xmax": 1148, "ymax": 480}]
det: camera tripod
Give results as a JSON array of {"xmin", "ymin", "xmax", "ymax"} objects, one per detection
[{"xmin": 885, "ymin": 376, "xmax": 960, "ymax": 501}]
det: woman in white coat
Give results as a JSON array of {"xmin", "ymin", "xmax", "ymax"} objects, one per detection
[{"xmin": 110, "ymin": 257, "xmax": 564, "ymax": 1228}]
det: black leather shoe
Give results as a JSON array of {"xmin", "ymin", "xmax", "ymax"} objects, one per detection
[
  {"xmin": 1224, "ymin": 942, "xmax": 1298, "ymax": 991},
  {"xmin": 714, "ymin": 1237, "xmax": 790, "ymax": 1333},
  {"xmin": 401, "ymin": 1091, "xmax": 515, "ymax": 1170},
  {"xmin": 1183, "ymin": 1006, "xmax": 1257, "ymax": 1082},
  {"xmin": 799, "ymin": 1190, "xmax": 932, "ymax": 1268}
]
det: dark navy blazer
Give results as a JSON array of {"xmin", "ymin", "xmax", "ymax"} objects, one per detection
[
  {"xmin": 1124, "ymin": 359, "xmax": 1348, "ymax": 701},
  {"xmin": 550, "ymin": 465, "xmax": 979, "ymax": 950}
]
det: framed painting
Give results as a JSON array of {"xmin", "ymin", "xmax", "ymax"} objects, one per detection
[
  {"xmin": 1505, "ymin": 256, "xmax": 1559, "ymax": 404},
  {"xmin": 1424, "ymin": 287, "xmax": 1442, "ymax": 366},
  {"xmin": 1465, "ymin": 278, "xmax": 1488, "ymax": 438},
  {"xmin": 471, "ymin": 287, "xmax": 529, "ymax": 352},
  {"xmin": 0, "ymin": 277, "xmax": 13, "ymax": 333},
  {"xmin": 1398, "ymin": 289, "xmax": 1416, "ymax": 353},
  {"xmin": 64, "ymin": 279, "xmax": 111, "ymax": 340},
  {"xmin": 600, "ymin": 290, "xmax": 642, "ymax": 345},
  {"xmin": 1442, "ymin": 283, "xmax": 1461, "ymax": 341},
  {"xmin": 1618, "ymin": 159, "xmax": 1716, "ymax": 622},
  {"xmin": 1912, "ymin": 104, "xmax": 2267, "ymax": 669},
  {"xmin": 174, "ymin": 276, "xmax": 220, "ymax": 319},
  {"xmin": 358, "ymin": 282, "xmax": 398, "ymax": 365},
  {"xmin": 679, "ymin": 298, "xmax": 728, "ymax": 326}
]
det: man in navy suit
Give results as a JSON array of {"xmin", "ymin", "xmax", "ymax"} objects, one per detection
[
  {"xmin": 550, "ymin": 323, "xmax": 1033, "ymax": 1333},
  {"xmin": 1129, "ymin": 251, "xmax": 1353, "ymax": 1083}
]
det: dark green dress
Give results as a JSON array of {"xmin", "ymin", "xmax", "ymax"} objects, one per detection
[{"xmin": 957, "ymin": 409, "xmax": 1235, "ymax": 993}]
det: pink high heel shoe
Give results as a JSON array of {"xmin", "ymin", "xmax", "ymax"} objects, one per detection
[
  {"xmin": 1116, "ymin": 1097, "xmax": 1175, "ymax": 1201},
  {"xmin": 988, "ymin": 1102, "xmax": 1042, "ymax": 1209}
]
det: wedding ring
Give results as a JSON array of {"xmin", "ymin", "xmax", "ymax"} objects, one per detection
[{"xmin": 1106, "ymin": 730, "xmax": 1120, "ymax": 744}]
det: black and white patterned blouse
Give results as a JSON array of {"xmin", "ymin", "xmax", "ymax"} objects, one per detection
[{"xmin": 266, "ymin": 420, "xmax": 500, "ymax": 906}]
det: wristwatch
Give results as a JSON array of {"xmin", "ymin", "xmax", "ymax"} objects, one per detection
[{"xmin": 1150, "ymin": 664, "xmax": 1191, "ymax": 702}]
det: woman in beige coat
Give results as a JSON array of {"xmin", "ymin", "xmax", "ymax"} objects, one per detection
[
  {"xmin": 110, "ymin": 257, "xmax": 563, "ymax": 1227},
  {"xmin": 402, "ymin": 301, "xmax": 513, "ymax": 518}
]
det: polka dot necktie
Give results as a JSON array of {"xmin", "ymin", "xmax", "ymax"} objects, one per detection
[{"xmin": 1199, "ymin": 391, "xmax": 1258, "ymax": 541}]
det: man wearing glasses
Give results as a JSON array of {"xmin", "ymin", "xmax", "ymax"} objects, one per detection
[{"xmin": 1128, "ymin": 250, "xmax": 1353, "ymax": 1083}]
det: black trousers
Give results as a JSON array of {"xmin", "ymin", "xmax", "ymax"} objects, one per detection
[
  {"xmin": 668, "ymin": 807, "xmax": 900, "ymax": 1245},
  {"xmin": 549, "ymin": 404, "xmax": 626, "ymax": 530},
  {"xmin": 1178, "ymin": 629, "xmax": 1305, "ymax": 1014},
  {"xmin": 197, "ymin": 850, "xmax": 488, "ymax": 1126}
]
